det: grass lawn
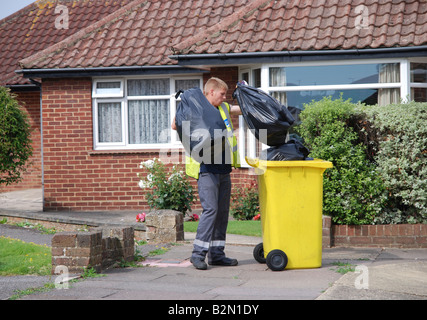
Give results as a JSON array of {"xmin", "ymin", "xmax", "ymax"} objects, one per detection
[
  {"xmin": 0, "ymin": 236, "xmax": 51, "ymax": 276},
  {"xmin": 184, "ymin": 220, "xmax": 262, "ymax": 237}
]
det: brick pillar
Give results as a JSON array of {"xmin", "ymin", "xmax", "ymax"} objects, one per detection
[
  {"xmin": 51, "ymin": 230, "xmax": 102, "ymax": 274},
  {"xmin": 101, "ymin": 227, "xmax": 135, "ymax": 269},
  {"xmin": 145, "ymin": 210, "xmax": 184, "ymax": 243}
]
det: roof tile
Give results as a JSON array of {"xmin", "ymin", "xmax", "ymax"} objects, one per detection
[
  {"xmin": 0, "ymin": 0, "xmax": 135, "ymax": 85},
  {"xmin": 172, "ymin": 0, "xmax": 427, "ymax": 54}
]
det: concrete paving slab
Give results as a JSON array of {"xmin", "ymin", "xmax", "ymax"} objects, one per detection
[{"xmin": 317, "ymin": 260, "xmax": 427, "ymax": 300}]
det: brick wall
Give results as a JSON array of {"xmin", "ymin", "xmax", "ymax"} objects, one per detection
[
  {"xmin": 0, "ymin": 90, "xmax": 42, "ymax": 192},
  {"xmin": 332, "ymin": 224, "xmax": 427, "ymax": 248},
  {"xmin": 41, "ymin": 78, "xmax": 150, "ymax": 211}
]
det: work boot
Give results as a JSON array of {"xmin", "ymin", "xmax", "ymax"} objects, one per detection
[
  {"xmin": 209, "ymin": 257, "xmax": 238, "ymax": 266},
  {"xmin": 190, "ymin": 257, "xmax": 207, "ymax": 270}
]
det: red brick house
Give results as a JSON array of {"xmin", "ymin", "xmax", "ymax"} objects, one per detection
[{"xmin": 1, "ymin": 0, "xmax": 427, "ymax": 212}]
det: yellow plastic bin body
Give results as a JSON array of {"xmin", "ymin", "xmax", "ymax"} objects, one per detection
[{"xmin": 248, "ymin": 158, "xmax": 333, "ymax": 270}]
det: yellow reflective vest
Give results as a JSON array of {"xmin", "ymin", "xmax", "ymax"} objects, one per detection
[{"xmin": 185, "ymin": 102, "xmax": 240, "ymax": 179}]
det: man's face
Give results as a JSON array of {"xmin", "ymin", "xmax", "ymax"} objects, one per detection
[{"xmin": 208, "ymin": 88, "xmax": 227, "ymax": 107}]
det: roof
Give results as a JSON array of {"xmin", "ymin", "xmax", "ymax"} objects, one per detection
[
  {"xmin": 172, "ymin": 0, "xmax": 427, "ymax": 55},
  {"xmin": 18, "ymin": 0, "xmax": 254, "ymax": 71},
  {"xmin": 0, "ymin": 0, "xmax": 134, "ymax": 86},
  {"xmin": 5, "ymin": 0, "xmax": 427, "ymax": 82}
]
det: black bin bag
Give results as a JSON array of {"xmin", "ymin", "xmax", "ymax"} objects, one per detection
[
  {"xmin": 175, "ymin": 87, "xmax": 226, "ymax": 164},
  {"xmin": 262, "ymin": 139, "xmax": 311, "ymax": 161},
  {"xmin": 232, "ymin": 82, "xmax": 295, "ymax": 146}
]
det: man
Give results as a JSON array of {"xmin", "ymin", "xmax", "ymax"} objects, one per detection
[{"xmin": 172, "ymin": 77, "xmax": 241, "ymax": 270}]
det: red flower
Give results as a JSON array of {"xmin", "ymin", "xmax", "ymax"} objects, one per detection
[
  {"xmin": 190, "ymin": 213, "xmax": 199, "ymax": 221},
  {"xmin": 253, "ymin": 214, "xmax": 261, "ymax": 221},
  {"xmin": 136, "ymin": 212, "xmax": 146, "ymax": 222}
]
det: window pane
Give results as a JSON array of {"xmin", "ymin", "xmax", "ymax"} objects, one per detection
[
  {"xmin": 175, "ymin": 79, "xmax": 200, "ymax": 91},
  {"xmin": 411, "ymin": 63, "xmax": 427, "ymax": 83},
  {"xmin": 127, "ymin": 79, "xmax": 170, "ymax": 96},
  {"xmin": 270, "ymin": 63, "xmax": 400, "ymax": 86},
  {"xmin": 411, "ymin": 88, "xmax": 427, "ymax": 102},
  {"xmin": 97, "ymin": 81, "xmax": 121, "ymax": 89},
  {"xmin": 241, "ymin": 72, "xmax": 249, "ymax": 83},
  {"xmin": 128, "ymin": 100, "xmax": 170, "ymax": 144},
  {"xmin": 252, "ymin": 69, "xmax": 261, "ymax": 87},
  {"xmin": 98, "ymin": 102, "xmax": 122, "ymax": 142},
  {"xmin": 95, "ymin": 81, "xmax": 122, "ymax": 95}
]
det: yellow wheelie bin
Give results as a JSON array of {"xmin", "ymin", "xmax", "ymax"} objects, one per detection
[{"xmin": 248, "ymin": 158, "xmax": 333, "ymax": 271}]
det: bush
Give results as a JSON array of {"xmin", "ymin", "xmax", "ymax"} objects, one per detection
[
  {"xmin": 0, "ymin": 87, "xmax": 33, "ymax": 185},
  {"xmin": 359, "ymin": 102, "xmax": 427, "ymax": 224},
  {"xmin": 230, "ymin": 180, "xmax": 259, "ymax": 220},
  {"xmin": 297, "ymin": 96, "xmax": 387, "ymax": 225},
  {"xmin": 138, "ymin": 158, "xmax": 195, "ymax": 215}
]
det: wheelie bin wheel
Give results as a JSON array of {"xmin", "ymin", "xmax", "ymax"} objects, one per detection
[
  {"xmin": 253, "ymin": 243, "xmax": 266, "ymax": 264},
  {"xmin": 266, "ymin": 250, "xmax": 288, "ymax": 271}
]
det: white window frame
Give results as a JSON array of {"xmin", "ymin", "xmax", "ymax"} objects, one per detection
[
  {"xmin": 238, "ymin": 66, "xmax": 268, "ymax": 167},
  {"xmin": 92, "ymin": 76, "xmax": 202, "ymax": 150}
]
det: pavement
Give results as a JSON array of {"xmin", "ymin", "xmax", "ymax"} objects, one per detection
[{"xmin": 1, "ymin": 189, "xmax": 427, "ymax": 302}]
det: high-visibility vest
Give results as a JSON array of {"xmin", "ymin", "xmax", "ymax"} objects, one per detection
[{"xmin": 185, "ymin": 102, "xmax": 240, "ymax": 179}]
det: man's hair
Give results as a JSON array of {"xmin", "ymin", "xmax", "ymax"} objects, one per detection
[{"xmin": 204, "ymin": 77, "xmax": 228, "ymax": 95}]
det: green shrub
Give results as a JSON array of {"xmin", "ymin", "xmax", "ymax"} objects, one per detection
[
  {"xmin": 138, "ymin": 158, "xmax": 195, "ymax": 215},
  {"xmin": 297, "ymin": 96, "xmax": 387, "ymax": 225},
  {"xmin": 359, "ymin": 102, "xmax": 427, "ymax": 224},
  {"xmin": 0, "ymin": 87, "xmax": 33, "ymax": 186},
  {"xmin": 230, "ymin": 180, "xmax": 259, "ymax": 220}
]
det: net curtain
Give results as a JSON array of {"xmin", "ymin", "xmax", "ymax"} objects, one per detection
[{"xmin": 128, "ymin": 99, "xmax": 170, "ymax": 144}]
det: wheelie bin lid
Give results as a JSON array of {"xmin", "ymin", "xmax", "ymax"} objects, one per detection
[{"xmin": 246, "ymin": 157, "xmax": 333, "ymax": 169}]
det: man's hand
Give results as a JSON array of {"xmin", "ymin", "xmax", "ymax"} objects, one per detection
[
  {"xmin": 230, "ymin": 104, "xmax": 242, "ymax": 115},
  {"xmin": 171, "ymin": 116, "xmax": 176, "ymax": 130}
]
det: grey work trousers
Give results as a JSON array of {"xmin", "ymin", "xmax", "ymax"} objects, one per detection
[{"xmin": 192, "ymin": 172, "xmax": 231, "ymax": 262}]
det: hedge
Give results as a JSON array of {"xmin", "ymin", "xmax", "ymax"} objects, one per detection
[
  {"xmin": 0, "ymin": 87, "xmax": 33, "ymax": 186},
  {"xmin": 297, "ymin": 97, "xmax": 426, "ymax": 225},
  {"xmin": 358, "ymin": 102, "xmax": 427, "ymax": 224}
]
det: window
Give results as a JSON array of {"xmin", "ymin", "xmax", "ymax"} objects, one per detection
[
  {"xmin": 127, "ymin": 79, "xmax": 171, "ymax": 145},
  {"xmin": 410, "ymin": 62, "xmax": 427, "ymax": 102},
  {"xmin": 269, "ymin": 62, "xmax": 401, "ymax": 109},
  {"xmin": 238, "ymin": 59, "xmax": 427, "ymax": 163},
  {"xmin": 92, "ymin": 77, "xmax": 202, "ymax": 150}
]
